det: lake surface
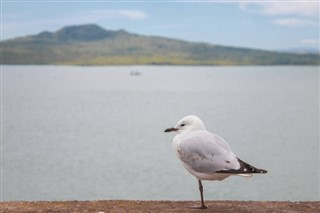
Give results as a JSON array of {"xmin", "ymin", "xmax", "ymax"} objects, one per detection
[{"xmin": 1, "ymin": 65, "xmax": 319, "ymax": 201}]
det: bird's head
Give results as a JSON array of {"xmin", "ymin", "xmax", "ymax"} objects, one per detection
[{"xmin": 164, "ymin": 115, "xmax": 206, "ymax": 134}]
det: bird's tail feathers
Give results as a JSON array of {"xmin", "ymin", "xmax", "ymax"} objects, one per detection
[{"xmin": 237, "ymin": 174, "xmax": 253, "ymax": 178}]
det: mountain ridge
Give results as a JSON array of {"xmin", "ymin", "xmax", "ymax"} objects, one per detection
[
  {"xmin": 32, "ymin": 24, "xmax": 130, "ymax": 42},
  {"xmin": 1, "ymin": 24, "xmax": 319, "ymax": 65}
]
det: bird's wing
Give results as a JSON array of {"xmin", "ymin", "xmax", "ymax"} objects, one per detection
[{"xmin": 176, "ymin": 131, "xmax": 241, "ymax": 174}]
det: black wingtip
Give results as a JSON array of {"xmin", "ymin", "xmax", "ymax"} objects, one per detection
[
  {"xmin": 237, "ymin": 158, "xmax": 268, "ymax": 174},
  {"xmin": 256, "ymin": 168, "xmax": 268, "ymax": 174},
  {"xmin": 217, "ymin": 158, "xmax": 267, "ymax": 174}
]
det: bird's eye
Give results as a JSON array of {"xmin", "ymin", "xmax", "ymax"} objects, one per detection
[{"xmin": 180, "ymin": 124, "xmax": 185, "ymax": 127}]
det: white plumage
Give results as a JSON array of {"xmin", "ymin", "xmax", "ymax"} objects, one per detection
[{"xmin": 164, "ymin": 115, "xmax": 267, "ymax": 209}]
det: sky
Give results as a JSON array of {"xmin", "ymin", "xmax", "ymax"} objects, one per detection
[{"xmin": 1, "ymin": 0, "xmax": 319, "ymax": 51}]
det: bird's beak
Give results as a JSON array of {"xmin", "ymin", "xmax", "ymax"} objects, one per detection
[{"xmin": 164, "ymin": 127, "xmax": 178, "ymax": 132}]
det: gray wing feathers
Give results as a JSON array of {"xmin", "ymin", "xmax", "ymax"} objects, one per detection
[{"xmin": 176, "ymin": 131, "xmax": 240, "ymax": 173}]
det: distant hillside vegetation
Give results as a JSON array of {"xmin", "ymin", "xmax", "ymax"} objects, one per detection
[{"xmin": 1, "ymin": 24, "xmax": 319, "ymax": 65}]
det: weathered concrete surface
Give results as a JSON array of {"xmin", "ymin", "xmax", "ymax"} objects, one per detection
[{"xmin": 0, "ymin": 200, "xmax": 319, "ymax": 213}]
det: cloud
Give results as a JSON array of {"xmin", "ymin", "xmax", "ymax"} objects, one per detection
[
  {"xmin": 272, "ymin": 18, "xmax": 318, "ymax": 27},
  {"xmin": 239, "ymin": 1, "xmax": 319, "ymax": 17},
  {"xmin": 240, "ymin": 1, "xmax": 319, "ymax": 27},
  {"xmin": 80, "ymin": 9, "xmax": 148, "ymax": 21},
  {"xmin": 300, "ymin": 38, "xmax": 319, "ymax": 45},
  {"xmin": 156, "ymin": 24, "xmax": 190, "ymax": 30},
  {"xmin": 116, "ymin": 10, "xmax": 147, "ymax": 20}
]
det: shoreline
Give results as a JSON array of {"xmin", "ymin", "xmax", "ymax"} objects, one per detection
[{"xmin": 1, "ymin": 200, "xmax": 319, "ymax": 213}]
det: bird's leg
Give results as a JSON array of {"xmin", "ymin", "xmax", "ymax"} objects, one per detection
[
  {"xmin": 190, "ymin": 180, "xmax": 207, "ymax": 209},
  {"xmin": 198, "ymin": 180, "xmax": 207, "ymax": 209}
]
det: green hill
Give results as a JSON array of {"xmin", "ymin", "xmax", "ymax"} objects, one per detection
[{"xmin": 1, "ymin": 24, "xmax": 319, "ymax": 65}]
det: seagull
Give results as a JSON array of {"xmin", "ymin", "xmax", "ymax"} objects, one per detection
[{"xmin": 164, "ymin": 115, "xmax": 267, "ymax": 209}]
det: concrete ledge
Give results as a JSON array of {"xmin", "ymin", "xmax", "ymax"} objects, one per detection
[{"xmin": 0, "ymin": 200, "xmax": 319, "ymax": 213}]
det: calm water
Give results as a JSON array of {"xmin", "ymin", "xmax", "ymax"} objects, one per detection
[{"xmin": 1, "ymin": 65, "xmax": 319, "ymax": 201}]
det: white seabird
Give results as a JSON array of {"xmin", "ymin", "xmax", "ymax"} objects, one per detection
[{"xmin": 164, "ymin": 115, "xmax": 267, "ymax": 209}]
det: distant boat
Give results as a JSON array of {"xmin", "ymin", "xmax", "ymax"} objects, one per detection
[{"xmin": 130, "ymin": 71, "xmax": 141, "ymax": 76}]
